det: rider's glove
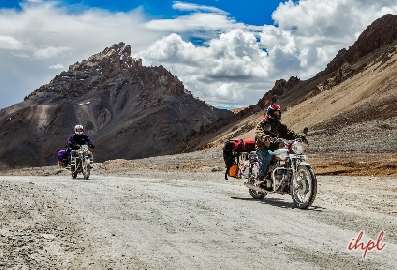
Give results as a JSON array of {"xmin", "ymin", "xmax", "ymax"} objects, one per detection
[{"xmin": 273, "ymin": 137, "xmax": 283, "ymax": 143}]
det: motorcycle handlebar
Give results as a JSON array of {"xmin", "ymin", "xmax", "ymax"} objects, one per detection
[
  {"xmin": 72, "ymin": 144, "xmax": 95, "ymax": 150},
  {"xmin": 272, "ymin": 137, "xmax": 308, "ymax": 145}
]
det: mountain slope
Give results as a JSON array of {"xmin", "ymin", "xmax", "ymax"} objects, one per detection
[{"xmin": 0, "ymin": 43, "xmax": 233, "ymax": 168}]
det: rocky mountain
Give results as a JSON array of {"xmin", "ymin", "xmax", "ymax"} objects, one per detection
[
  {"xmin": 0, "ymin": 43, "xmax": 233, "ymax": 168},
  {"xmin": 204, "ymin": 14, "xmax": 397, "ymax": 153}
]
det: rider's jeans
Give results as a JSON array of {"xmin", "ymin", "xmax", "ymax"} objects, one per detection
[{"xmin": 257, "ymin": 149, "xmax": 273, "ymax": 178}]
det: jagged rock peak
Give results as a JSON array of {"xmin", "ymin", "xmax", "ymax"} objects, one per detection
[
  {"xmin": 273, "ymin": 76, "xmax": 301, "ymax": 91},
  {"xmin": 254, "ymin": 76, "xmax": 301, "ymax": 109},
  {"xmin": 69, "ymin": 42, "xmax": 141, "ymax": 72},
  {"xmin": 89, "ymin": 42, "xmax": 132, "ymax": 62},
  {"xmin": 23, "ymin": 42, "xmax": 191, "ymax": 103},
  {"xmin": 326, "ymin": 14, "xmax": 397, "ymax": 73},
  {"xmin": 352, "ymin": 14, "xmax": 397, "ymax": 57}
]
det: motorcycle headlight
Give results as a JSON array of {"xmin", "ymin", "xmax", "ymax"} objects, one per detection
[{"xmin": 292, "ymin": 142, "xmax": 305, "ymax": 155}]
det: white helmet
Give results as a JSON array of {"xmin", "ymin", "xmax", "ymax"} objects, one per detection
[{"xmin": 74, "ymin": 124, "xmax": 84, "ymax": 135}]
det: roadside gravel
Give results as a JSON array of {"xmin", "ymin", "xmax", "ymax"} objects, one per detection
[{"xmin": 0, "ymin": 172, "xmax": 396, "ymax": 269}]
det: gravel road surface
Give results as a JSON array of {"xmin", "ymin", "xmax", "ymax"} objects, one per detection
[{"xmin": 0, "ymin": 173, "xmax": 396, "ymax": 269}]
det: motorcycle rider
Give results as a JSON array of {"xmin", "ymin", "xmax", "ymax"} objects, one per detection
[
  {"xmin": 66, "ymin": 124, "xmax": 95, "ymax": 164},
  {"xmin": 255, "ymin": 104, "xmax": 304, "ymax": 181}
]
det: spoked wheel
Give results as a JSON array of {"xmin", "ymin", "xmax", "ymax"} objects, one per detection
[
  {"xmin": 292, "ymin": 165, "xmax": 317, "ymax": 209},
  {"xmin": 83, "ymin": 160, "xmax": 90, "ymax": 180},
  {"xmin": 71, "ymin": 163, "xmax": 78, "ymax": 179},
  {"xmin": 248, "ymin": 162, "xmax": 266, "ymax": 200},
  {"xmin": 83, "ymin": 172, "xmax": 90, "ymax": 180}
]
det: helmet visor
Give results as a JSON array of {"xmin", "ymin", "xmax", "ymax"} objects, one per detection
[{"xmin": 75, "ymin": 127, "xmax": 84, "ymax": 135}]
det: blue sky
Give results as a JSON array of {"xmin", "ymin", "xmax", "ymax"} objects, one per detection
[
  {"xmin": 67, "ymin": 0, "xmax": 284, "ymax": 25},
  {"xmin": 0, "ymin": 0, "xmax": 396, "ymax": 108},
  {"xmin": 2, "ymin": 0, "xmax": 284, "ymax": 25}
]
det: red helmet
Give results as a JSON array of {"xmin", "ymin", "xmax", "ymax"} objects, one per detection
[{"xmin": 266, "ymin": 104, "xmax": 281, "ymax": 120}]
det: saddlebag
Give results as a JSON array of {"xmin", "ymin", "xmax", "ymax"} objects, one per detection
[
  {"xmin": 228, "ymin": 164, "xmax": 240, "ymax": 178},
  {"xmin": 223, "ymin": 138, "xmax": 255, "ymax": 180},
  {"xmin": 57, "ymin": 148, "xmax": 68, "ymax": 167}
]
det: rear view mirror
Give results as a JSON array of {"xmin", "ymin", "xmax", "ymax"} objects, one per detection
[{"xmin": 303, "ymin": 127, "xmax": 309, "ymax": 135}]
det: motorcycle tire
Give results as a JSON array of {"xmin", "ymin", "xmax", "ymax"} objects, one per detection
[
  {"xmin": 249, "ymin": 188, "xmax": 265, "ymax": 200},
  {"xmin": 71, "ymin": 165, "xmax": 78, "ymax": 179},
  {"xmin": 292, "ymin": 165, "xmax": 317, "ymax": 209},
  {"xmin": 83, "ymin": 168, "xmax": 90, "ymax": 180},
  {"xmin": 83, "ymin": 160, "xmax": 91, "ymax": 180}
]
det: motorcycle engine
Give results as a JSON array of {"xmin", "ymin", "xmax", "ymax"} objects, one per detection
[{"xmin": 273, "ymin": 168, "xmax": 288, "ymax": 191}]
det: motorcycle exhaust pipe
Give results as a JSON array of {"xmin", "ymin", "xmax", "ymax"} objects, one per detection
[{"xmin": 244, "ymin": 183, "xmax": 268, "ymax": 194}]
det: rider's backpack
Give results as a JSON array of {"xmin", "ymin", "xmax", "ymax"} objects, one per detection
[{"xmin": 223, "ymin": 138, "xmax": 256, "ymax": 180}]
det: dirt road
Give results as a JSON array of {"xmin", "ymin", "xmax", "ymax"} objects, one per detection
[{"xmin": 0, "ymin": 173, "xmax": 396, "ymax": 269}]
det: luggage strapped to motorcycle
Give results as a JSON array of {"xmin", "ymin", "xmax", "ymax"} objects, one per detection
[{"xmin": 223, "ymin": 138, "xmax": 255, "ymax": 180}]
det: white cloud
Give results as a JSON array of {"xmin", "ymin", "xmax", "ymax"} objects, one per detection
[
  {"xmin": 145, "ymin": 1, "xmax": 261, "ymax": 40},
  {"xmin": 140, "ymin": 29, "xmax": 271, "ymax": 107},
  {"xmin": 48, "ymin": 63, "xmax": 65, "ymax": 70},
  {"xmin": 172, "ymin": 1, "xmax": 227, "ymax": 14},
  {"xmin": 0, "ymin": 35, "xmax": 23, "ymax": 50},
  {"xmin": 145, "ymin": 13, "xmax": 244, "ymax": 33},
  {"xmin": 273, "ymin": 0, "xmax": 397, "ymax": 39},
  {"xmin": 34, "ymin": 46, "xmax": 70, "ymax": 59}
]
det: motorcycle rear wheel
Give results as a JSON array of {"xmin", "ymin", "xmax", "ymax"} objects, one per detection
[
  {"xmin": 71, "ymin": 165, "xmax": 78, "ymax": 179},
  {"xmin": 292, "ymin": 165, "xmax": 317, "ymax": 209}
]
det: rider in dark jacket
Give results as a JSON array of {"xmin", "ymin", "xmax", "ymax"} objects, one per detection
[
  {"xmin": 68, "ymin": 131, "xmax": 94, "ymax": 150},
  {"xmin": 66, "ymin": 125, "xmax": 94, "ymax": 162},
  {"xmin": 255, "ymin": 104, "xmax": 302, "ymax": 179}
]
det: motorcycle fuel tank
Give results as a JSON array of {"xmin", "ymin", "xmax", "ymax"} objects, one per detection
[{"xmin": 273, "ymin": 149, "xmax": 289, "ymax": 161}]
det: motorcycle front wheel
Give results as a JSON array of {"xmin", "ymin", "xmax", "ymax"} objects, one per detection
[
  {"xmin": 83, "ymin": 160, "xmax": 90, "ymax": 180},
  {"xmin": 292, "ymin": 165, "xmax": 317, "ymax": 209},
  {"xmin": 72, "ymin": 170, "xmax": 78, "ymax": 179}
]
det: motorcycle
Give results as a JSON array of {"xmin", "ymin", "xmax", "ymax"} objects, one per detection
[
  {"xmin": 240, "ymin": 132, "xmax": 317, "ymax": 209},
  {"xmin": 69, "ymin": 144, "xmax": 93, "ymax": 180}
]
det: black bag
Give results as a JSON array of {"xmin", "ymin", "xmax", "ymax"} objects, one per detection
[
  {"xmin": 223, "ymin": 141, "xmax": 240, "ymax": 180},
  {"xmin": 223, "ymin": 141, "xmax": 235, "ymax": 167}
]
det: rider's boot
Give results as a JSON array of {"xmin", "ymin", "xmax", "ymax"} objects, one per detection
[{"xmin": 263, "ymin": 171, "xmax": 273, "ymax": 191}]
